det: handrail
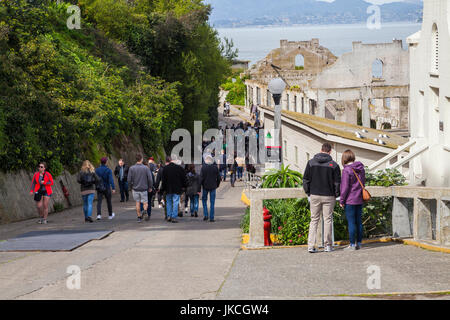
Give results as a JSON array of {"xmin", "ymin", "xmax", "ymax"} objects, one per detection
[{"xmin": 368, "ymin": 139, "xmax": 416, "ymax": 172}]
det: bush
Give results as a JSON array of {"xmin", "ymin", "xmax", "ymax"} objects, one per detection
[{"xmin": 53, "ymin": 201, "xmax": 65, "ymax": 212}]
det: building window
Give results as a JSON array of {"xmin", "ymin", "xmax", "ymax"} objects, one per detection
[
  {"xmin": 295, "ymin": 54, "xmax": 304, "ymax": 70},
  {"xmin": 294, "ymin": 146, "xmax": 298, "ymax": 164},
  {"xmin": 384, "ymin": 98, "xmax": 391, "ymax": 109},
  {"xmin": 301, "ymin": 97, "xmax": 304, "ymax": 113},
  {"xmin": 294, "ymin": 95, "xmax": 298, "ymax": 112},
  {"xmin": 286, "ymin": 94, "xmax": 290, "ymax": 110},
  {"xmin": 267, "ymin": 90, "xmax": 271, "ymax": 107},
  {"xmin": 256, "ymin": 87, "xmax": 261, "ymax": 105},
  {"xmin": 284, "ymin": 140, "xmax": 287, "ymax": 158},
  {"xmin": 372, "ymin": 59, "xmax": 383, "ymax": 79},
  {"xmin": 431, "ymin": 23, "xmax": 439, "ymax": 74}
]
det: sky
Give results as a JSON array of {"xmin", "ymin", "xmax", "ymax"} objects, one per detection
[{"xmin": 319, "ymin": 0, "xmax": 409, "ymax": 3}]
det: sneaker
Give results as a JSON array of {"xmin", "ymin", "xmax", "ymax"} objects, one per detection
[
  {"xmin": 167, "ymin": 217, "xmax": 172, "ymax": 222},
  {"xmin": 96, "ymin": 215, "xmax": 101, "ymax": 220},
  {"xmin": 356, "ymin": 243, "xmax": 362, "ymax": 250},
  {"xmin": 85, "ymin": 217, "xmax": 94, "ymax": 223},
  {"xmin": 171, "ymin": 219, "xmax": 178, "ymax": 223},
  {"xmin": 191, "ymin": 213, "xmax": 194, "ymax": 217},
  {"xmin": 203, "ymin": 216, "xmax": 208, "ymax": 221},
  {"xmin": 137, "ymin": 216, "xmax": 143, "ymax": 223},
  {"xmin": 185, "ymin": 207, "xmax": 189, "ymax": 213},
  {"xmin": 308, "ymin": 248, "xmax": 318, "ymax": 253},
  {"xmin": 159, "ymin": 204, "xmax": 162, "ymax": 209},
  {"xmin": 108, "ymin": 213, "xmax": 115, "ymax": 220},
  {"xmin": 41, "ymin": 219, "xmax": 47, "ymax": 224},
  {"xmin": 37, "ymin": 218, "xmax": 42, "ymax": 224},
  {"xmin": 194, "ymin": 212, "xmax": 198, "ymax": 217},
  {"xmin": 145, "ymin": 213, "xmax": 150, "ymax": 221},
  {"xmin": 209, "ymin": 219, "xmax": 215, "ymax": 222},
  {"xmin": 324, "ymin": 245, "xmax": 333, "ymax": 252},
  {"xmin": 344, "ymin": 245, "xmax": 356, "ymax": 251}
]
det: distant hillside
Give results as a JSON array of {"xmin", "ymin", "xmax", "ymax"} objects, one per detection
[{"xmin": 206, "ymin": 0, "xmax": 423, "ymax": 27}]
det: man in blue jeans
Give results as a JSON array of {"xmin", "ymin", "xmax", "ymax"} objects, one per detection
[
  {"xmin": 200, "ymin": 154, "xmax": 221, "ymax": 222},
  {"xmin": 161, "ymin": 156, "xmax": 188, "ymax": 223}
]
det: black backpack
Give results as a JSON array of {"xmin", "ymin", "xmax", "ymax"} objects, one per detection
[{"xmin": 95, "ymin": 175, "xmax": 106, "ymax": 193}]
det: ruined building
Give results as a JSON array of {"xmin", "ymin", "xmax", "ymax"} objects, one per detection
[{"xmin": 245, "ymin": 38, "xmax": 410, "ymax": 132}]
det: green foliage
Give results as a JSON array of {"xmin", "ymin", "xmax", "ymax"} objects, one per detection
[
  {"xmin": 241, "ymin": 167, "xmax": 407, "ymax": 245},
  {"xmin": 0, "ymin": 0, "xmax": 183, "ymax": 174},
  {"xmin": 266, "ymin": 198, "xmax": 310, "ymax": 245},
  {"xmin": 220, "ymin": 37, "xmax": 239, "ymax": 62},
  {"xmin": 82, "ymin": 0, "xmax": 232, "ymax": 132},
  {"xmin": 221, "ymin": 71, "xmax": 246, "ymax": 106},
  {"xmin": 261, "ymin": 164, "xmax": 303, "ymax": 188},
  {"xmin": 240, "ymin": 206, "xmax": 250, "ymax": 233},
  {"xmin": 366, "ymin": 168, "xmax": 407, "ymax": 187},
  {"xmin": 53, "ymin": 201, "xmax": 65, "ymax": 212}
]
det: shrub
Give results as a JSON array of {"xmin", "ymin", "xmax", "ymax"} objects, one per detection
[{"xmin": 53, "ymin": 201, "xmax": 65, "ymax": 212}]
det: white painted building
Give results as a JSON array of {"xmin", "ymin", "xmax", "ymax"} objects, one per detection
[{"xmin": 407, "ymin": 0, "xmax": 450, "ymax": 187}]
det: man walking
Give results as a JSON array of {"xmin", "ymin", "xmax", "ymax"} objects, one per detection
[
  {"xmin": 114, "ymin": 159, "xmax": 129, "ymax": 202},
  {"xmin": 95, "ymin": 157, "xmax": 116, "ymax": 220},
  {"xmin": 161, "ymin": 156, "xmax": 188, "ymax": 223},
  {"xmin": 200, "ymin": 154, "xmax": 221, "ymax": 222},
  {"xmin": 303, "ymin": 143, "xmax": 341, "ymax": 253},
  {"xmin": 128, "ymin": 154, "xmax": 154, "ymax": 223}
]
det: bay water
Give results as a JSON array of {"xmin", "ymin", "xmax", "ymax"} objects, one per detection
[{"xmin": 216, "ymin": 22, "xmax": 422, "ymax": 66}]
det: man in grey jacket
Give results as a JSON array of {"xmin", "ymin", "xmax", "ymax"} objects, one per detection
[{"xmin": 128, "ymin": 154, "xmax": 154, "ymax": 222}]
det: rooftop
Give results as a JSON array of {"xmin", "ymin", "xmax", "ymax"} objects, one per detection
[{"xmin": 261, "ymin": 105, "xmax": 409, "ymax": 150}]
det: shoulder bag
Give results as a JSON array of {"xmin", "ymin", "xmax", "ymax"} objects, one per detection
[{"xmin": 351, "ymin": 169, "xmax": 371, "ymax": 202}]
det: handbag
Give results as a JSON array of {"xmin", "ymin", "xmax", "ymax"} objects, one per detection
[
  {"xmin": 33, "ymin": 173, "xmax": 47, "ymax": 202},
  {"xmin": 351, "ymin": 169, "xmax": 371, "ymax": 202}
]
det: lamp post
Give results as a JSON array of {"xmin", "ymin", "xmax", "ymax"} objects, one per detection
[{"xmin": 267, "ymin": 78, "xmax": 286, "ymax": 171}]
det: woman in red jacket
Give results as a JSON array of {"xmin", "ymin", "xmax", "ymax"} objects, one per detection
[{"xmin": 30, "ymin": 162, "xmax": 54, "ymax": 224}]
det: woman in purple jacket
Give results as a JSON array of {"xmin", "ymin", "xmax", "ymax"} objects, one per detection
[{"xmin": 339, "ymin": 150, "xmax": 365, "ymax": 251}]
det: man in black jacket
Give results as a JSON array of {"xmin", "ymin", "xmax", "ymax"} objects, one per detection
[
  {"xmin": 114, "ymin": 159, "xmax": 129, "ymax": 202},
  {"xmin": 200, "ymin": 154, "xmax": 221, "ymax": 222},
  {"xmin": 161, "ymin": 156, "xmax": 188, "ymax": 223},
  {"xmin": 303, "ymin": 143, "xmax": 341, "ymax": 253}
]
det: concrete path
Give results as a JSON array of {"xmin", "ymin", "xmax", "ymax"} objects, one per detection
[
  {"xmin": 0, "ymin": 181, "xmax": 245, "ymax": 300},
  {"xmin": 217, "ymin": 242, "xmax": 450, "ymax": 299}
]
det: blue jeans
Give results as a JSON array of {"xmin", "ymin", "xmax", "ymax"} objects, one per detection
[
  {"xmin": 220, "ymin": 167, "xmax": 227, "ymax": 181},
  {"xmin": 166, "ymin": 194, "xmax": 180, "ymax": 219},
  {"xmin": 237, "ymin": 166, "xmax": 243, "ymax": 179},
  {"xmin": 345, "ymin": 204, "xmax": 363, "ymax": 245},
  {"xmin": 189, "ymin": 195, "xmax": 199, "ymax": 214},
  {"xmin": 82, "ymin": 193, "xmax": 95, "ymax": 218},
  {"xmin": 118, "ymin": 180, "xmax": 129, "ymax": 201},
  {"xmin": 202, "ymin": 189, "xmax": 216, "ymax": 220}
]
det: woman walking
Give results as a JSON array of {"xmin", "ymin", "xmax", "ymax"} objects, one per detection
[
  {"xmin": 186, "ymin": 164, "xmax": 201, "ymax": 217},
  {"xmin": 77, "ymin": 160, "xmax": 100, "ymax": 223},
  {"xmin": 339, "ymin": 150, "xmax": 366, "ymax": 251},
  {"xmin": 29, "ymin": 162, "xmax": 54, "ymax": 224}
]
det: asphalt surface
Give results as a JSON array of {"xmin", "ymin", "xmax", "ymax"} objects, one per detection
[{"xmin": 0, "ymin": 106, "xmax": 449, "ymax": 300}]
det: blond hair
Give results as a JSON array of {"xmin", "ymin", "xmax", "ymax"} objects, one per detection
[{"xmin": 81, "ymin": 160, "xmax": 95, "ymax": 173}]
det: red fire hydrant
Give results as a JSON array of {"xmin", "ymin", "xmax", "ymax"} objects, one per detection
[{"xmin": 263, "ymin": 206, "xmax": 272, "ymax": 246}]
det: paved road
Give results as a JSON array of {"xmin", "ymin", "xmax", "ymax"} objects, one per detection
[
  {"xmin": 0, "ymin": 181, "xmax": 244, "ymax": 300},
  {"xmin": 1, "ymin": 106, "xmax": 449, "ymax": 300}
]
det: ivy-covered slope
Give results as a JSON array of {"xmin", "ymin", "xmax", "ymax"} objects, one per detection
[{"xmin": 0, "ymin": 1, "xmax": 185, "ymax": 175}]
